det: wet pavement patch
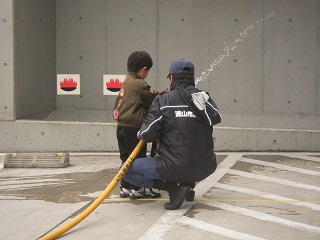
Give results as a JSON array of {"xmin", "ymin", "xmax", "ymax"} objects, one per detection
[
  {"xmin": 231, "ymin": 161, "xmax": 267, "ymax": 174},
  {"xmin": 185, "ymin": 203, "xmax": 220, "ymax": 218},
  {"xmin": 0, "ymin": 168, "xmax": 118, "ymax": 203}
]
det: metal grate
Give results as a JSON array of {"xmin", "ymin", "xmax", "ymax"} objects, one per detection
[{"xmin": 4, "ymin": 153, "xmax": 70, "ymax": 168}]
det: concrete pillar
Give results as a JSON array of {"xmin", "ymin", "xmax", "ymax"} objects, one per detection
[{"xmin": 0, "ymin": 0, "xmax": 15, "ymax": 120}]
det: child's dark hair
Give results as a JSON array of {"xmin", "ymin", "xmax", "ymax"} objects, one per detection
[{"xmin": 127, "ymin": 51, "xmax": 153, "ymax": 73}]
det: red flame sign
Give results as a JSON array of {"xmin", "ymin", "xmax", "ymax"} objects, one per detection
[
  {"xmin": 106, "ymin": 78, "xmax": 122, "ymax": 92},
  {"xmin": 60, "ymin": 78, "xmax": 77, "ymax": 91}
]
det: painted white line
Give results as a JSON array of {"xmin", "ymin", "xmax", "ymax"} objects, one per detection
[
  {"xmin": 204, "ymin": 201, "xmax": 320, "ymax": 234},
  {"xmin": 281, "ymin": 154, "xmax": 320, "ymax": 163},
  {"xmin": 0, "ymin": 178, "xmax": 71, "ymax": 186},
  {"xmin": 228, "ymin": 169, "xmax": 320, "ymax": 192},
  {"xmin": 0, "ymin": 178, "xmax": 74, "ymax": 190},
  {"xmin": 0, "ymin": 183, "xmax": 65, "ymax": 191},
  {"xmin": 0, "ymin": 176, "xmax": 35, "ymax": 180},
  {"xmin": 241, "ymin": 157, "xmax": 320, "ymax": 176},
  {"xmin": 215, "ymin": 183, "xmax": 320, "ymax": 211},
  {"xmin": 178, "ymin": 216, "xmax": 266, "ymax": 240},
  {"xmin": 0, "ymin": 196, "xmax": 26, "ymax": 200},
  {"xmin": 138, "ymin": 209, "xmax": 192, "ymax": 240},
  {"xmin": 195, "ymin": 153, "xmax": 244, "ymax": 197},
  {"xmin": 138, "ymin": 153, "xmax": 243, "ymax": 240},
  {"xmin": 109, "ymin": 194, "xmax": 118, "ymax": 199}
]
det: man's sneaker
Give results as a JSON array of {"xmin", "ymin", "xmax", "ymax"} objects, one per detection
[
  {"xmin": 185, "ymin": 190, "xmax": 195, "ymax": 202},
  {"xmin": 119, "ymin": 187, "xmax": 130, "ymax": 198},
  {"xmin": 129, "ymin": 188, "xmax": 161, "ymax": 199},
  {"xmin": 164, "ymin": 185, "xmax": 191, "ymax": 210}
]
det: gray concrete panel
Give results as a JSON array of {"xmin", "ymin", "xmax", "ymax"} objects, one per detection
[
  {"xmin": 157, "ymin": 0, "xmax": 212, "ymax": 92},
  {"xmin": 208, "ymin": 0, "xmax": 264, "ymax": 114},
  {"xmin": 14, "ymin": 0, "xmax": 56, "ymax": 119},
  {"xmin": 263, "ymin": 0, "xmax": 319, "ymax": 115},
  {"xmin": 0, "ymin": 0, "xmax": 15, "ymax": 120},
  {"xmin": 56, "ymin": 0, "xmax": 106, "ymax": 110},
  {"xmin": 105, "ymin": 0, "xmax": 158, "ymax": 88}
]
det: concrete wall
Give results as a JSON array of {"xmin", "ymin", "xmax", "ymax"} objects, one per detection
[
  {"xmin": 0, "ymin": 0, "xmax": 319, "ymax": 152},
  {"xmin": 52, "ymin": 0, "xmax": 320, "ymax": 121}
]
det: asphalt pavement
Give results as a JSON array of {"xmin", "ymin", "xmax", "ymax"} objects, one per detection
[{"xmin": 0, "ymin": 152, "xmax": 319, "ymax": 240}]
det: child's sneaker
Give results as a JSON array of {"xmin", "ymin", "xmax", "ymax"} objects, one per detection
[
  {"xmin": 146, "ymin": 188, "xmax": 161, "ymax": 198},
  {"xmin": 119, "ymin": 187, "xmax": 131, "ymax": 198},
  {"xmin": 129, "ymin": 188, "xmax": 161, "ymax": 199}
]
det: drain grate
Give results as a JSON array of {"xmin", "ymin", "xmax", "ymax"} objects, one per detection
[{"xmin": 4, "ymin": 153, "xmax": 70, "ymax": 168}]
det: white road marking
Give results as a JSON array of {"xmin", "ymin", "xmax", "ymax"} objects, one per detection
[
  {"xmin": 228, "ymin": 169, "xmax": 320, "ymax": 192},
  {"xmin": 241, "ymin": 157, "xmax": 320, "ymax": 176},
  {"xmin": 204, "ymin": 200, "xmax": 320, "ymax": 234},
  {"xmin": 215, "ymin": 183, "xmax": 320, "ymax": 211},
  {"xmin": 177, "ymin": 216, "xmax": 266, "ymax": 240},
  {"xmin": 138, "ymin": 209, "xmax": 190, "ymax": 240},
  {"xmin": 138, "ymin": 153, "xmax": 244, "ymax": 240},
  {"xmin": 281, "ymin": 154, "xmax": 320, "ymax": 163}
]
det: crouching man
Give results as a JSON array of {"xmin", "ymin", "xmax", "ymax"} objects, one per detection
[{"xmin": 123, "ymin": 59, "xmax": 222, "ymax": 210}]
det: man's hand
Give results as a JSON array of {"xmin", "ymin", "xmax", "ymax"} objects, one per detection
[{"xmin": 137, "ymin": 131, "xmax": 141, "ymax": 140}]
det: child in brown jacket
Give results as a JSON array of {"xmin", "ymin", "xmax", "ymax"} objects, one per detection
[{"xmin": 113, "ymin": 51, "xmax": 160, "ymax": 199}]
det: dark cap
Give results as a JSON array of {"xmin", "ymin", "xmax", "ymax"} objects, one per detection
[{"xmin": 167, "ymin": 59, "xmax": 195, "ymax": 78}]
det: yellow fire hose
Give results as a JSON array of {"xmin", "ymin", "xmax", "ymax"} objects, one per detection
[{"xmin": 39, "ymin": 139, "xmax": 146, "ymax": 240}]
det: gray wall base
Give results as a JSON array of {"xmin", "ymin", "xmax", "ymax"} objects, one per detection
[{"xmin": 0, "ymin": 120, "xmax": 319, "ymax": 152}]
